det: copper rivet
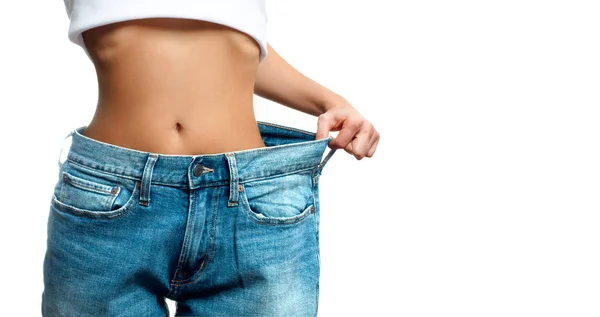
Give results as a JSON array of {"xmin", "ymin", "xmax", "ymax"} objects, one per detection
[{"xmin": 111, "ymin": 187, "xmax": 118, "ymax": 194}]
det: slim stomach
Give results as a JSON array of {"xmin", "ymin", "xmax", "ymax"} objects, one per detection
[{"xmin": 79, "ymin": 18, "xmax": 266, "ymax": 155}]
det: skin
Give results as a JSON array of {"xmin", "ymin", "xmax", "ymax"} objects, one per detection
[{"xmin": 81, "ymin": 18, "xmax": 379, "ymax": 159}]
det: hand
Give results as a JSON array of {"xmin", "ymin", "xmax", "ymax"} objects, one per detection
[{"xmin": 315, "ymin": 97, "xmax": 379, "ymax": 160}]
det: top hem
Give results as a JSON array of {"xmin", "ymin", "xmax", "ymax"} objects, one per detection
[{"xmin": 66, "ymin": 0, "xmax": 268, "ymax": 63}]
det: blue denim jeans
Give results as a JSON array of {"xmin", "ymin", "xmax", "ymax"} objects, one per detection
[{"xmin": 42, "ymin": 121, "xmax": 336, "ymax": 317}]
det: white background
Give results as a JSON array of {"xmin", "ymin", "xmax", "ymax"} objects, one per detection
[{"xmin": 1, "ymin": 0, "xmax": 599, "ymax": 316}]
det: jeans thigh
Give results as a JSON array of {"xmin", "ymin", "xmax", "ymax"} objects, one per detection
[
  {"xmin": 42, "ymin": 162, "xmax": 174, "ymax": 316},
  {"xmin": 174, "ymin": 171, "xmax": 321, "ymax": 317}
]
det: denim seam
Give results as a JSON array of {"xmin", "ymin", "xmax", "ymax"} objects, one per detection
[
  {"xmin": 239, "ymin": 166, "xmax": 317, "ymax": 184},
  {"xmin": 67, "ymin": 158, "xmax": 140, "ymax": 182},
  {"xmin": 170, "ymin": 187, "xmax": 221, "ymax": 286},
  {"xmin": 238, "ymin": 186, "xmax": 315, "ymax": 226},
  {"xmin": 204, "ymin": 136, "xmax": 331, "ymax": 157},
  {"xmin": 69, "ymin": 156, "xmax": 192, "ymax": 188},
  {"xmin": 50, "ymin": 182, "xmax": 141, "ymax": 220},
  {"xmin": 74, "ymin": 133, "xmax": 329, "ymax": 160},
  {"xmin": 62, "ymin": 171, "xmax": 116, "ymax": 195},
  {"xmin": 68, "ymin": 157, "xmax": 322, "ymax": 189},
  {"xmin": 241, "ymin": 202, "xmax": 314, "ymax": 226},
  {"xmin": 172, "ymin": 190, "xmax": 196, "ymax": 282},
  {"xmin": 237, "ymin": 168, "xmax": 317, "ymax": 226},
  {"xmin": 256, "ymin": 120, "xmax": 317, "ymax": 137},
  {"xmin": 61, "ymin": 172, "xmax": 117, "ymax": 210},
  {"xmin": 59, "ymin": 178, "xmax": 65, "ymax": 203},
  {"xmin": 311, "ymin": 190, "xmax": 320, "ymax": 317}
]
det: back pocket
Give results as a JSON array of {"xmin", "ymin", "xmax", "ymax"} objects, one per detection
[{"xmin": 51, "ymin": 162, "xmax": 140, "ymax": 219}]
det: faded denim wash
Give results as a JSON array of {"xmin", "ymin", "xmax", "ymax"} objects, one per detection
[{"xmin": 42, "ymin": 121, "xmax": 336, "ymax": 317}]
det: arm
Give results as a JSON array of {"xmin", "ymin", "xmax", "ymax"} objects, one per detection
[
  {"xmin": 254, "ymin": 43, "xmax": 380, "ymax": 160},
  {"xmin": 254, "ymin": 43, "xmax": 344, "ymax": 117}
]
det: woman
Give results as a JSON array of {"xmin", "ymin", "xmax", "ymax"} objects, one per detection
[{"xmin": 42, "ymin": 2, "xmax": 379, "ymax": 316}]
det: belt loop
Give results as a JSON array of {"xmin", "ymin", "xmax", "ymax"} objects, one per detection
[
  {"xmin": 313, "ymin": 138, "xmax": 337, "ymax": 184},
  {"xmin": 139, "ymin": 153, "xmax": 159, "ymax": 207},
  {"xmin": 225, "ymin": 152, "xmax": 239, "ymax": 207},
  {"xmin": 57, "ymin": 129, "xmax": 75, "ymax": 169}
]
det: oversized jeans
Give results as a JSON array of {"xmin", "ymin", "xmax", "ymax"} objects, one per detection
[{"xmin": 42, "ymin": 121, "xmax": 336, "ymax": 317}]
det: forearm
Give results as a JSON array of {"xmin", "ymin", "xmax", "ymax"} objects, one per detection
[{"xmin": 254, "ymin": 43, "xmax": 346, "ymax": 116}]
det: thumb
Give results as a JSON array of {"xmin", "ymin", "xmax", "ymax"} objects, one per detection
[{"xmin": 315, "ymin": 114, "xmax": 336, "ymax": 140}]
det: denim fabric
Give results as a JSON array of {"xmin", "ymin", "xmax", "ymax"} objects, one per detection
[{"xmin": 42, "ymin": 121, "xmax": 336, "ymax": 317}]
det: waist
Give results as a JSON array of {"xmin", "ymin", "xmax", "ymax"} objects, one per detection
[
  {"xmin": 82, "ymin": 99, "xmax": 266, "ymax": 155},
  {"xmin": 63, "ymin": 121, "xmax": 333, "ymax": 188}
]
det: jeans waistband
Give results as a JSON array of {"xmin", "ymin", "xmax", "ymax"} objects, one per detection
[{"xmin": 58, "ymin": 121, "xmax": 336, "ymax": 190}]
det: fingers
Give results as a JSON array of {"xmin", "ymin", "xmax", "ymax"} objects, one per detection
[
  {"xmin": 366, "ymin": 133, "xmax": 379, "ymax": 158},
  {"xmin": 344, "ymin": 120, "xmax": 378, "ymax": 160},
  {"xmin": 314, "ymin": 102, "xmax": 379, "ymax": 159},
  {"xmin": 329, "ymin": 116, "xmax": 364, "ymax": 150}
]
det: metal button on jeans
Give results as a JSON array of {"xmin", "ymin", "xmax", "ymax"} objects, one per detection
[{"xmin": 193, "ymin": 163, "xmax": 205, "ymax": 177}]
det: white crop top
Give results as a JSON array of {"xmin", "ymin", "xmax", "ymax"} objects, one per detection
[{"xmin": 63, "ymin": 0, "xmax": 269, "ymax": 63}]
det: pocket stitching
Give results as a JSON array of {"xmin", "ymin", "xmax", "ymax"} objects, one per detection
[
  {"xmin": 62, "ymin": 171, "xmax": 117, "ymax": 195},
  {"xmin": 238, "ymin": 185, "xmax": 315, "ymax": 226},
  {"xmin": 51, "ymin": 182, "xmax": 141, "ymax": 220}
]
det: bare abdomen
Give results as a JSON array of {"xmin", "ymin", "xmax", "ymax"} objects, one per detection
[{"xmin": 80, "ymin": 18, "xmax": 266, "ymax": 155}]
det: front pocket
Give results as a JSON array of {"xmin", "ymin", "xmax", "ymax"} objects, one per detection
[
  {"xmin": 59, "ymin": 171, "xmax": 120, "ymax": 210},
  {"xmin": 239, "ymin": 169, "xmax": 316, "ymax": 226},
  {"xmin": 51, "ymin": 162, "xmax": 140, "ymax": 219}
]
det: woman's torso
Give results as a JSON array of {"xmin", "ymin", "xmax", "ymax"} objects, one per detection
[{"xmin": 80, "ymin": 18, "xmax": 266, "ymax": 155}]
